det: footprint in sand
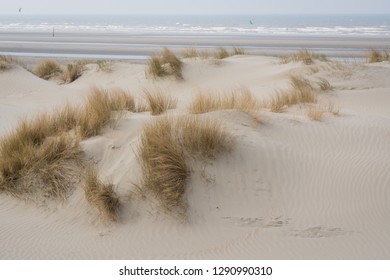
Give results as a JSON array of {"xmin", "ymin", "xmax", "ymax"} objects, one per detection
[
  {"xmin": 222, "ymin": 215, "xmax": 290, "ymax": 228},
  {"xmin": 290, "ymin": 226, "xmax": 351, "ymax": 238}
]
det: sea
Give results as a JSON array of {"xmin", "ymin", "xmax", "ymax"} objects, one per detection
[
  {"xmin": 1, "ymin": 14, "xmax": 390, "ymax": 37},
  {"xmin": 0, "ymin": 14, "xmax": 389, "ymax": 60}
]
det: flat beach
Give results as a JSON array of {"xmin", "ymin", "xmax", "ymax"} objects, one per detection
[
  {"xmin": 0, "ymin": 34, "xmax": 390, "ymax": 259},
  {"xmin": 1, "ymin": 32, "xmax": 388, "ymax": 60}
]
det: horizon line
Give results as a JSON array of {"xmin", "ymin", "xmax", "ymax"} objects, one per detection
[{"xmin": 1, "ymin": 12, "xmax": 390, "ymax": 16}]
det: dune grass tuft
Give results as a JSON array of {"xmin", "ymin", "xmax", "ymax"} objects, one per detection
[
  {"xmin": 268, "ymin": 90, "xmax": 287, "ymax": 113},
  {"xmin": 279, "ymin": 56, "xmax": 290, "ymax": 64},
  {"xmin": 162, "ymin": 47, "xmax": 183, "ymax": 79},
  {"xmin": 290, "ymin": 75, "xmax": 315, "ymax": 98},
  {"xmin": 77, "ymin": 87, "xmax": 113, "ymax": 138},
  {"xmin": 0, "ymin": 86, "xmax": 135, "ymax": 145},
  {"xmin": 368, "ymin": 49, "xmax": 382, "ymax": 63},
  {"xmin": 269, "ymin": 75, "xmax": 316, "ymax": 112},
  {"xmin": 233, "ymin": 47, "xmax": 245, "ymax": 55},
  {"xmin": 34, "ymin": 59, "xmax": 63, "ymax": 80},
  {"xmin": 188, "ymin": 89, "xmax": 232, "ymax": 113},
  {"xmin": 96, "ymin": 60, "xmax": 112, "ymax": 72},
  {"xmin": 51, "ymin": 104, "xmax": 81, "ymax": 134},
  {"xmin": 176, "ymin": 116, "xmax": 233, "ymax": 160},
  {"xmin": 214, "ymin": 47, "xmax": 230, "ymax": 60},
  {"xmin": 83, "ymin": 167, "xmax": 120, "ymax": 222},
  {"xmin": 135, "ymin": 99, "xmax": 150, "ymax": 113},
  {"xmin": 0, "ymin": 117, "xmax": 50, "ymax": 184},
  {"xmin": 182, "ymin": 48, "xmax": 199, "ymax": 59},
  {"xmin": 307, "ymin": 106, "xmax": 326, "ymax": 121},
  {"xmin": 0, "ymin": 129, "xmax": 81, "ymax": 201},
  {"xmin": 189, "ymin": 87, "xmax": 261, "ymax": 119},
  {"xmin": 293, "ymin": 49, "xmax": 314, "ymax": 65},
  {"xmin": 146, "ymin": 55, "xmax": 167, "ymax": 78},
  {"xmin": 77, "ymin": 87, "xmax": 134, "ymax": 138},
  {"xmin": 280, "ymin": 49, "xmax": 327, "ymax": 65},
  {"xmin": 82, "ymin": 87, "xmax": 135, "ymax": 138},
  {"xmin": 2, "ymin": 87, "xmax": 135, "ymax": 143},
  {"xmin": 189, "ymin": 91, "xmax": 220, "ymax": 114},
  {"xmin": 143, "ymin": 88, "xmax": 177, "ymax": 115},
  {"xmin": 306, "ymin": 103, "xmax": 340, "ymax": 120},
  {"xmin": 60, "ymin": 62, "xmax": 84, "ymax": 83},
  {"xmin": 0, "ymin": 109, "xmax": 83, "ymax": 188},
  {"xmin": 138, "ymin": 115, "xmax": 233, "ymax": 214},
  {"xmin": 0, "ymin": 55, "xmax": 18, "ymax": 71},
  {"xmin": 146, "ymin": 48, "xmax": 184, "ymax": 79},
  {"xmin": 294, "ymin": 49, "xmax": 314, "ymax": 65},
  {"xmin": 107, "ymin": 88, "xmax": 135, "ymax": 112},
  {"xmin": 139, "ymin": 117, "xmax": 189, "ymax": 212},
  {"xmin": 317, "ymin": 77, "xmax": 333, "ymax": 91},
  {"xmin": 368, "ymin": 49, "xmax": 389, "ymax": 63}
]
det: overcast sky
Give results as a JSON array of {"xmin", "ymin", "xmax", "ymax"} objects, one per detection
[{"xmin": 2, "ymin": 0, "xmax": 390, "ymax": 14}]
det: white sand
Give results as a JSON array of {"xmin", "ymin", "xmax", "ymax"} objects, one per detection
[{"xmin": 0, "ymin": 55, "xmax": 390, "ymax": 259}]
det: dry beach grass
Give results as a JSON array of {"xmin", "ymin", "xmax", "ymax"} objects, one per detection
[
  {"xmin": 146, "ymin": 48, "xmax": 184, "ymax": 79},
  {"xmin": 269, "ymin": 75, "xmax": 317, "ymax": 112},
  {"xmin": 34, "ymin": 59, "xmax": 63, "ymax": 80}
]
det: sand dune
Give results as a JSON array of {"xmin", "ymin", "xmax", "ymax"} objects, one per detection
[{"xmin": 0, "ymin": 54, "xmax": 389, "ymax": 259}]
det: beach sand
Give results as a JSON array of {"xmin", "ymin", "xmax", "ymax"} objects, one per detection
[{"xmin": 0, "ymin": 48, "xmax": 390, "ymax": 259}]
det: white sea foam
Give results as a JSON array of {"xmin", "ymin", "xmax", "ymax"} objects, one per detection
[
  {"xmin": 1, "ymin": 24, "xmax": 389, "ymax": 36},
  {"xmin": 0, "ymin": 14, "xmax": 389, "ymax": 37}
]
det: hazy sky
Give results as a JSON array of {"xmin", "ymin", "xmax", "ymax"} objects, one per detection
[{"xmin": 2, "ymin": 0, "xmax": 390, "ymax": 14}]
